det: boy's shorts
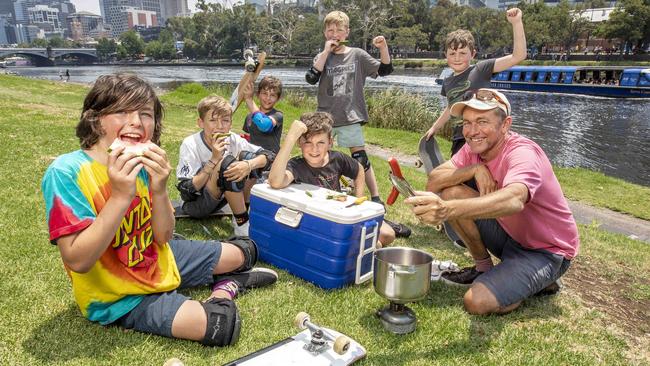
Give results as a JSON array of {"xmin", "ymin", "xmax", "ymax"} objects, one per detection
[
  {"xmin": 474, "ymin": 219, "xmax": 571, "ymax": 307},
  {"xmin": 332, "ymin": 123, "xmax": 365, "ymax": 148},
  {"xmin": 115, "ymin": 239, "xmax": 222, "ymax": 338},
  {"xmin": 181, "ymin": 187, "xmax": 228, "ymax": 218}
]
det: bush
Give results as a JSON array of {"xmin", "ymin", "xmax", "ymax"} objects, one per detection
[
  {"xmin": 283, "ymin": 90, "xmax": 317, "ymax": 109},
  {"xmin": 367, "ymin": 88, "xmax": 441, "ymax": 134}
]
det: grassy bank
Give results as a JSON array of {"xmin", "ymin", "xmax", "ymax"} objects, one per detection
[{"xmin": 0, "ymin": 75, "xmax": 648, "ymax": 365}]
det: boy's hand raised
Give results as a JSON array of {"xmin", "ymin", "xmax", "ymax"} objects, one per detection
[
  {"xmin": 140, "ymin": 144, "xmax": 172, "ymax": 193},
  {"xmin": 506, "ymin": 7, "xmax": 522, "ymax": 24},
  {"xmin": 287, "ymin": 120, "xmax": 308, "ymax": 140},
  {"xmin": 242, "ymin": 80, "xmax": 254, "ymax": 101},
  {"xmin": 372, "ymin": 36, "xmax": 388, "ymax": 50},
  {"xmin": 107, "ymin": 146, "xmax": 142, "ymax": 202},
  {"xmin": 210, "ymin": 135, "xmax": 229, "ymax": 162}
]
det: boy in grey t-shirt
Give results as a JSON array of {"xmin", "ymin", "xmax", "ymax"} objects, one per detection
[
  {"xmin": 425, "ymin": 8, "xmax": 527, "ymax": 156},
  {"xmin": 305, "ymin": 10, "xmax": 394, "ymax": 206}
]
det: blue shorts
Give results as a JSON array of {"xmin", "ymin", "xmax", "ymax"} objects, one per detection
[
  {"xmin": 332, "ymin": 123, "xmax": 365, "ymax": 148},
  {"xmin": 474, "ymin": 219, "xmax": 571, "ymax": 307},
  {"xmin": 114, "ymin": 239, "xmax": 222, "ymax": 337}
]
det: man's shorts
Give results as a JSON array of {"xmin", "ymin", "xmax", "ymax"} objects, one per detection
[
  {"xmin": 474, "ymin": 219, "xmax": 571, "ymax": 307},
  {"xmin": 332, "ymin": 123, "xmax": 365, "ymax": 148},
  {"xmin": 114, "ymin": 239, "xmax": 222, "ymax": 338}
]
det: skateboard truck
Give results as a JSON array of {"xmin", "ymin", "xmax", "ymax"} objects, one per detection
[
  {"xmin": 243, "ymin": 49, "xmax": 258, "ymax": 72},
  {"xmin": 294, "ymin": 312, "xmax": 351, "ymax": 355},
  {"xmin": 386, "ymin": 158, "xmax": 415, "ymax": 205}
]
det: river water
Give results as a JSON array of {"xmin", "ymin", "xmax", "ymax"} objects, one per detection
[{"xmin": 11, "ymin": 65, "xmax": 650, "ymax": 186}]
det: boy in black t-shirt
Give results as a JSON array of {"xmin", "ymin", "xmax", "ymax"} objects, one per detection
[
  {"xmin": 242, "ymin": 76, "xmax": 284, "ymax": 154},
  {"xmin": 269, "ymin": 112, "xmax": 411, "ymax": 247}
]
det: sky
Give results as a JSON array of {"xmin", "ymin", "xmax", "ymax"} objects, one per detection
[{"xmin": 69, "ymin": 0, "xmax": 209, "ymax": 16}]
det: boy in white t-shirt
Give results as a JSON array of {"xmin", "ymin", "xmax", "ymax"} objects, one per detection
[{"xmin": 176, "ymin": 95, "xmax": 275, "ymax": 236}]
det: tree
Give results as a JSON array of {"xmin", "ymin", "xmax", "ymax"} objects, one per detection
[
  {"xmin": 321, "ymin": 0, "xmax": 397, "ymax": 51},
  {"xmin": 119, "ymin": 30, "xmax": 145, "ymax": 59},
  {"xmin": 596, "ymin": 0, "xmax": 650, "ymax": 54},
  {"xmin": 391, "ymin": 25, "xmax": 428, "ymax": 53},
  {"xmin": 96, "ymin": 38, "xmax": 117, "ymax": 61},
  {"xmin": 268, "ymin": 7, "xmax": 304, "ymax": 57}
]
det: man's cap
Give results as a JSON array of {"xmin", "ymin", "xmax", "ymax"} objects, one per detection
[{"xmin": 450, "ymin": 88, "xmax": 511, "ymax": 118}]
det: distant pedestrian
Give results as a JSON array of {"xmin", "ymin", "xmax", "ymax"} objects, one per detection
[
  {"xmin": 65, "ymin": 69, "xmax": 70, "ymax": 82},
  {"xmin": 58, "ymin": 70, "xmax": 63, "ymax": 80}
]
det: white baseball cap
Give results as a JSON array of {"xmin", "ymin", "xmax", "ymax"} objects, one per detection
[{"xmin": 450, "ymin": 88, "xmax": 511, "ymax": 118}]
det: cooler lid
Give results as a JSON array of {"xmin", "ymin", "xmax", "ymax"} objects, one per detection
[{"xmin": 251, "ymin": 183, "xmax": 385, "ymax": 224}]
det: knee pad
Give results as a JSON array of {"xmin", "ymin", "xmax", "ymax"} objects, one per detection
[
  {"xmin": 351, "ymin": 150, "xmax": 371, "ymax": 172},
  {"xmin": 201, "ymin": 297, "xmax": 241, "ymax": 347},
  {"xmin": 177, "ymin": 178, "xmax": 199, "ymax": 202},
  {"xmin": 218, "ymin": 155, "xmax": 246, "ymax": 192},
  {"xmin": 227, "ymin": 236, "xmax": 258, "ymax": 272}
]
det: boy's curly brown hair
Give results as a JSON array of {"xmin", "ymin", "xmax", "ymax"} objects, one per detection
[
  {"xmin": 197, "ymin": 95, "xmax": 232, "ymax": 121},
  {"xmin": 300, "ymin": 112, "xmax": 333, "ymax": 140},
  {"xmin": 258, "ymin": 76, "xmax": 283, "ymax": 98},
  {"xmin": 76, "ymin": 73, "xmax": 164, "ymax": 149}
]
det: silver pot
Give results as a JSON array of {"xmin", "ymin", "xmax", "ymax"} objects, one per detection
[{"xmin": 373, "ymin": 247, "xmax": 433, "ymax": 304}]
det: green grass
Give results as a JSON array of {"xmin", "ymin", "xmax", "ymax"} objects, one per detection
[{"xmin": 1, "ymin": 75, "xmax": 648, "ymax": 365}]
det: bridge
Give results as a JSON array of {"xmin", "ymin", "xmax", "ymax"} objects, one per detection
[{"xmin": 0, "ymin": 47, "xmax": 97, "ymax": 66}]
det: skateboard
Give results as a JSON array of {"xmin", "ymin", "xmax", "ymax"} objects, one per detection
[
  {"xmin": 415, "ymin": 136, "xmax": 465, "ymax": 248},
  {"xmin": 229, "ymin": 49, "xmax": 267, "ymax": 113},
  {"xmin": 172, "ymin": 199, "xmax": 232, "ymax": 219},
  {"xmin": 223, "ymin": 312, "xmax": 366, "ymax": 366}
]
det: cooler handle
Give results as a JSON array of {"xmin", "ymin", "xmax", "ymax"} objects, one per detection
[
  {"xmin": 274, "ymin": 206, "xmax": 303, "ymax": 228},
  {"xmin": 355, "ymin": 220, "xmax": 379, "ymax": 284}
]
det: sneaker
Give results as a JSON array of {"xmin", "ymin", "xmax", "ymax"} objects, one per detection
[
  {"xmin": 212, "ymin": 279, "xmax": 240, "ymax": 299},
  {"xmin": 452, "ymin": 239, "xmax": 466, "ymax": 250},
  {"xmin": 384, "ymin": 219, "xmax": 412, "ymax": 238},
  {"xmin": 440, "ymin": 266, "xmax": 483, "ymax": 287},
  {"xmin": 213, "ymin": 267, "xmax": 278, "ymax": 296},
  {"xmin": 232, "ymin": 218, "xmax": 250, "ymax": 237},
  {"xmin": 534, "ymin": 279, "xmax": 563, "ymax": 297}
]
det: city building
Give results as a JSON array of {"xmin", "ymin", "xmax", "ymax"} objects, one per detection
[
  {"xmin": 100, "ymin": 0, "xmax": 161, "ymax": 37},
  {"xmin": 160, "ymin": 0, "xmax": 190, "ymax": 22},
  {"xmin": 67, "ymin": 11, "xmax": 109, "ymax": 40}
]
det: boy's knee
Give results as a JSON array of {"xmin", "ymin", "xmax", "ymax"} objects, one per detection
[
  {"xmin": 201, "ymin": 298, "xmax": 241, "ymax": 346},
  {"xmin": 218, "ymin": 156, "xmax": 246, "ymax": 192},
  {"xmin": 225, "ymin": 236, "xmax": 258, "ymax": 272},
  {"xmin": 351, "ymin": 150, "xmax": 371, "ymax": 171}
]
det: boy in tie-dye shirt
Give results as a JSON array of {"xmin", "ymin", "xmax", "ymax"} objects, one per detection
[{"xmin": 42, "ymin": 73, "xmax": 277, "ymax": 346}]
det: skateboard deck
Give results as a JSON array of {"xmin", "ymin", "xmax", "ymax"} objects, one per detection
[
  {"xmin": 172, "ymin": 200, "xmax": 231, "ymax": 219},
  {"xmin": 416, "ymin": 136, "xmax": 465, "ymax": 247},
  {"xmin": 229, "ymin": 49, "xmax": 267, "ymax": 113},
  {"xmin": 223, "ymin": 312, "xmax": 366, "ymax": 366}
]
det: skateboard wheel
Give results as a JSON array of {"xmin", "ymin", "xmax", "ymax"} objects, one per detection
[
  {"xmin": 333, "ymin": 335, "xmax": 351, "ymax": 355},
  {"xmin": 434, "ymin": 224, "xmax": 442, "ymax": 232},
  {"xmin": 414, "ymin": 159, "xmax": 423, "ymax": 168},
  {"xmin": 294, "ymin": 312, "xmax": 310, "ymax": 330}
]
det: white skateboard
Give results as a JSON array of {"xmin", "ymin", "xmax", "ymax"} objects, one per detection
[{"xmin": 223, "ymin": 312, "xmax": 366, "ymax": 366}]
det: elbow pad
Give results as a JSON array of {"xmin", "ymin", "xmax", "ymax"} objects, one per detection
[
  {"xmin": 378, "ymin": 62, "xmax": 394, "ymax": 76},
  {"xmin": 251, "ymin": 111, "xmax": 274, "ymax": 133},
  {"xmin": 305, "ymin": 66, "xmax": 321, "ymax": 85}
]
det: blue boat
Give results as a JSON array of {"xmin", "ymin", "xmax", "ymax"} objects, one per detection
[{"xmin": 490, "ymin": 66, "xmax": 650, "ymax": 98}]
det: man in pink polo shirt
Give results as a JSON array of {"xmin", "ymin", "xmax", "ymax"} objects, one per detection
[{"xmin": 405, "ymin": 88, "xmax": 579, "ymax": 315}]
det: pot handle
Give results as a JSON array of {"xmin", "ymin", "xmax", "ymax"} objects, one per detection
[{"xmin": 389, "ymin": 264, "xmax": 416, "ymax": 276}]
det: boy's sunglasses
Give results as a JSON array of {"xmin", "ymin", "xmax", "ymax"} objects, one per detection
[{"xmin": 462, "ymin": 89, "xmax": 509, "ymax": 114}]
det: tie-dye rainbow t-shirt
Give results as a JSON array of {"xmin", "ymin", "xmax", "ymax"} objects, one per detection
[{"xmin": 42, "ymin": 150, "xmax": 180, "ymax": 324}]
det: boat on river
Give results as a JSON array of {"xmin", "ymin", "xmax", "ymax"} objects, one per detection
[
  {"xmin": 435, "ymin": 66, "xmax": 650, "ymax": 98},
  {"xmin": 491, "ymin": 66, "xmax": 650, "ymax": 98}
]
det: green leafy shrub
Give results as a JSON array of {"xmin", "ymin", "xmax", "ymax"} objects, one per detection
[{"xmin": 367, "ymin": 88, "xmax": 441, "ymax": 134}]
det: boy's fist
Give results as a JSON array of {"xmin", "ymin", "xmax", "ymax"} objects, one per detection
[
  {"xmin": 372, "ymin": 36, "xmax": 387, "ymax": 49},
  {"xmin": 242, "ymin": 80, "xmax": 254, "ymax": 100},
  {"xmin": 288, "ymin": 120, "xmax": 308, "ymax": 139},
  {"xmin": 506, "ymin": 7, "xmax": 522, "ymax": 24}
]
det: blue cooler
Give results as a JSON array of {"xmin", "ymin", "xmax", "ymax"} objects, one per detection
[{"xmin": 249, "ymin": 183, "xmax": 384, "ymax": 289}]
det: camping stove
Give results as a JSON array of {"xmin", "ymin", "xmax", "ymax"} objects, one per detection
[{"xmin": 376, "ymin": 301, "xmax": 417, "ymax": 334}]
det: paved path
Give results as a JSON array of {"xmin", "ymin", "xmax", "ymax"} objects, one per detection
[{"xmin": 366, "ymin": 144, "xmax": 650, "ymax": 244}]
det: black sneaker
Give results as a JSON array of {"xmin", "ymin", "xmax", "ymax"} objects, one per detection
[
  {"xmin": 452, "ymin": 239, "xmax": 466, "ymax": 250},
  {"xmin": 534, "ymin": 279, "xmax": 563, "ymax": 297},
  {"xmin": 440, "ymin": 266, "xmax": 483, "ymax": 287},
  {"xmin": 213, "ymin": 268, "xmax": 278, "ymax": 295},
  {"xmin": 384, "ymin": 219, "xmax": 412, "ymax": 238}
]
